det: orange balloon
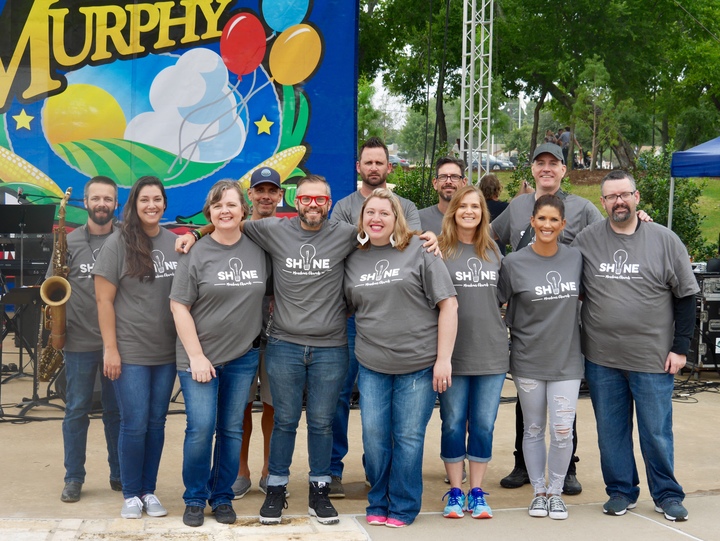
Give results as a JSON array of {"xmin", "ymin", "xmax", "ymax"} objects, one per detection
[{"xmin": 269, "ymin": 24, "xmax": 323, "ymax": 86}]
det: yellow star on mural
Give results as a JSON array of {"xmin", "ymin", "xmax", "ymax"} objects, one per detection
[
  {"xmin": 13, "ymin": 109, "xmax": 34, "ymax": 130},
  {"xmin": 254, "ymin": 115, "xmax": 274, "ymax": 135}
]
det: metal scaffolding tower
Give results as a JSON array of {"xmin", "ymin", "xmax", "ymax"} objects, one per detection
[{"xmin": 460, "ymin": 0, "xmax": 494, "ymax": 179}]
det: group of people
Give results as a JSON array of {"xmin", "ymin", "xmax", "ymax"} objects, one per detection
[{"xmin": 56, "ymin": 139, "xmax": 694, "ymax": 530}]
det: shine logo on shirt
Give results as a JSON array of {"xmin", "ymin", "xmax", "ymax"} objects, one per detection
[
  {"xmin": 283, "ymin": 244, "xmax": 331, "ymax": 275},
  {"xmin": 78, "ymin": 248, "xmax": 102, "ymax": 276},
  {"xmin": 533, "ymin": 270, "xmax": 578, "ymax": 299},
  {"xmin": 151, "ymin": 250, "xmax": 177, "ymax": 277},
  {"xmin": 596, "ymin": 250, "xmax": 641, "ymax": 280},
  {"xmin": 217, "ymin": 258, "xmax": 260, "ymax": 285},
  {"xmin": 358, "ymin": 259, "xmax": 401, "ymax": 285},
  {"xmin": 455, "ymin": 257, "xmax": 497, "ymax": 287}
]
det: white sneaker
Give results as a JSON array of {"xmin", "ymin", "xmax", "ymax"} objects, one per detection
[
  {"xmin": 548, "ymin": 495, "xmax": 568, "ymax": 520},
  {"xmin": 121, "ymin": 496, "xmax": 143, "ymax": 519},
  {"xmin": 528, "ymin": 495, "xmax": 548, "ymax": 517},
  {"xmin": 141, "ymin": 493, "xmax": 168, "ymax": 517}
]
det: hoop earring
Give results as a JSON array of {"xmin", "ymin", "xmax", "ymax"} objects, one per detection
[
  {"xmin": 357, "ymin": 230, "xmax": 369, "ymax": 245},
  {"xmin": 389, "ymin": 234, "xmax": 396, "ymax": 248}
]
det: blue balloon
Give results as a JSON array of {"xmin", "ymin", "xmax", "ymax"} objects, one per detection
[{"xmin": 261, "ymin": 0, "xmax": 310, "ymax": 32}]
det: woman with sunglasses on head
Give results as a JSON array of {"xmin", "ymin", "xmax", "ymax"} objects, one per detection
[
  {"xmin": 497, "ymin": 193, "xmax": 583, "ymax": 521},
  {"xmin": 170, "ymin": 180, "xmax": 269, "ymax": 527},
  {"xmin": 344, "ymin": 188, "xmax": 458, "ymax": 528},
  {"xmin": 93, "ymin": 176, "xmax": 179, "ymax": 520},
  {"xmin": 437, "ymin": 185, "xmax": 508, "ymax": 520}
]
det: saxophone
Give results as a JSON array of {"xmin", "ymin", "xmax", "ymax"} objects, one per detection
[{"xmin": 38, "ymin": 188, "xmax": 72, "ymax": 381}]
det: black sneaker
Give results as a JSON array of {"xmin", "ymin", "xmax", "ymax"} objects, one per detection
[
  {"xmin": 213, "ymin": 503, "xmax": 237, "ymax": 524},
  {"xmin": 109, "ymin": 479, "xmax": 122, "ymax": 492},
  {"xmin": 563, "ymin": 473, "xmax": 582, "ymax": 495},
  {"xmin": 183, "ymin": 505, "xmax": 204, "ymax": 527},
  {"xmin": 308, "ymin": 481, "xmax": 339, "ymax": 525},
  {"xmin": 61, "ymin": 481, "xmax": 82, "ymax": 503},
  {"xmin": 500, "ymin": 467, "xmax": 529, "ymax": 489},
  {"xmin": 259, "ymin": 485, "xmax": 288, "ymax": 525}
]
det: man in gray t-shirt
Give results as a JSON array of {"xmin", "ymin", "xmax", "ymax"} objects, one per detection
[
  {"xmin": 492, "ymin": 143, "xmax": 601, "ymax": 494},
  {"xmin": 239, "ymin": 175, "xmax": 357, "ymax": 526},
  {"xmin": 418, "ymin": 156, "xmax": 468, "ymax": 235},
  {"xmin": 57, "ymin": 176, "xmax": 121, "ymax": 504},
  {"xmin": 571, "ymin": 171, "xmax": 696, "ymax": 521}
]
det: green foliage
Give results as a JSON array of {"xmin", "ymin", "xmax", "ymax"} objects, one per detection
[
  {"xmin": 389, "ymin": 166, "xmax": 434, "ymax": 209},
  {"xmin": 635, "ymin": 146, "xmax": 718, "ymax": 260},
  {"xmin": 357, "ymin": 77, "xmax": 384, "ymax": 143}
]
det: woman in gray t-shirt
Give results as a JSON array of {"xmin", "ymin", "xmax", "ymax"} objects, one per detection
[
  {"xmin": 94, "ymin": 176, "xmax": 178, "ymax": 520},
  {"xmin": 437, "ymin": 185, "xmax": 507, "ymax": 520},
  {"xmin": 344, "ymin": 189, "xmax": 457, "ymax": 527},
  {"xmin": 497, "ymin": 194, "xmax": 583, "ymax": 521}
]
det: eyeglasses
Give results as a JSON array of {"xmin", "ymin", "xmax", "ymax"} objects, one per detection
[
  {"xmin": 602, "ymin": 191, "xmax": 636, "ymax": 203},
  {"xmin": 436, "ymin": 174, "xmax": 464, "ymax": 183},
  {"xmin": 296, "ymin": 195, "xmax": 329, "ymax": 206}
]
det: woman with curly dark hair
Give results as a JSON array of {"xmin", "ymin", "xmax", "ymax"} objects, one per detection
[{"xmin": 94, "ymin": 176, "xmax": 179, "ymax": 520}]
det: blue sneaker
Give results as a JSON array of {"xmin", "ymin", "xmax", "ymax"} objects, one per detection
[
  {"xmin": 467, "ymin": 487, "xmax": 492, "ymax": 519},
  {"xmin": 442, "ymin": 487, "xmax": 465, "ymax": 518}
]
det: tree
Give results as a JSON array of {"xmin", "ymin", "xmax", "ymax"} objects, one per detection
[{"xmin": 357, "ymin": 77, "xmax": 384, "ymax": 143}]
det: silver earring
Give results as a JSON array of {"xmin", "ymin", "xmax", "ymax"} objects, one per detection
[
  {"xmin": 357, "ymin": 230, "xmax": 369, "ymax": 245},
  {"xmin": 389, "ymin": 234, "xmax": 396, "ymax": 247}
]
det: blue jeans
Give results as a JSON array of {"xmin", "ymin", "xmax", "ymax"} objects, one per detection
[
  {"xmin": 439, "ymin": 373, "xmax": 506, "ymax": 463},
  {"xmin": 62, "ymin": 350, "xmax": 120, "ymax": 484},
  {"xmin": 265, "ymin": 337, "xmax": 349, "ymax": 486},
  {"xmin": 359, "ymin": 364, "xmax": 437, "ymax": 525},
  {"xmin": 585, "ymin": 359, "xmax": 684, "ymax": 506},
  {"xmin": 330, "ymin": 316, "xmax": 358, "ymax": 477},
  {"xmin": 112, "ymin": 362, "xmax": 176, "ymax": 499},
  {"xmin": 179, "ymin": 349, "xmax": 259, "ymax": 509}
]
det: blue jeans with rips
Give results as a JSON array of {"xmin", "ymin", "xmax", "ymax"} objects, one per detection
[
  {"xmin": 112, "ymin": 362, "xmax": 176, "ymax": 499},
  {"xmin": 179, "ymin": 349, "xmax": 258, "ymax": 509},
  {"xmin": 330, "ymin": 316, "xmax": 358, "ymax": 477},
  {"xmin": 359, "ymin": 364, "xmax": 437, "ymax": 525},
  {"xmin": 585, "ymin": 359, "xmax": 684, "ymax": 506},
  {"xmin": 62, "ymin": 350, "xmax": 120, "ymax": 484},
  {"xmin": 439, "ymin": 373, "xmax": 506, "ymax": 463},
  {"xmin": 265, "ymin": 337, "xmax": 348, "ymax": 486}
]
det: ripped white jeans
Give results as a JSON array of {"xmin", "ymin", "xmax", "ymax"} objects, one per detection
[{"xmin": 514, "ymin": 377, "xmax": 581, "ymax": 496}]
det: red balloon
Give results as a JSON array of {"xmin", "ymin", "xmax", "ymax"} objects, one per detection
[{"xmin": 220, "ymin": 13, "xmax": 267, "ymax": 77}]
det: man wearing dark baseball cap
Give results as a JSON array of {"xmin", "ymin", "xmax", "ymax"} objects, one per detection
[
  {"xmin": 250, "ymin": 167, "xmax": 282, "ymax": 189},
  {"xmin": 491, "ymin": 142, "xmax": 603, "ymax": 497}
]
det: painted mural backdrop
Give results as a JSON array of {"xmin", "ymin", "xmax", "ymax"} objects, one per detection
[{"xmin": 0, "ymin": 0, "xmax": 358, "ymax": 227}]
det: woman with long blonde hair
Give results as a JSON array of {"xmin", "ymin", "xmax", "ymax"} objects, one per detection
[{"xmin": 437, "ymin": 185, "xmax": 508, "ymax": 520}]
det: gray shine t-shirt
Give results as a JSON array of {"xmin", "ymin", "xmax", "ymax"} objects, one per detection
[
  {"xmin": 170, "ymin": 235, "xmax": 269, "ymax": 371},
  {"xmin": 491, "ymin": 193, "xmax": 602, "ymax": 250},
  {"xmin": 443, "ymin": 243, "xmax": 508, "ymax": 375},
  {"xmin": 572, "ymin": 220, "xmax": 699, "ymax": 373},
  {"xmin": 61, "ymin": 226, "xmax": 113, "ymax": 352},
  {"xmin": 498, "ymin": 244, "xmax": 584, "ymax": 380},
  {"xmin": 330, "ymin": 189, "xmax": 422, "ymax": 230},
  {"xmin": 344, "ymin": 236, "xmax": 456, "ymax": 374},
  {"xmin": 92, "ymin": 228, "xmax": 178, "ymax": 365},
  {"xmin": 418, "ymin": 204, "xmax": 444, "ymax": 235},
  {"xmin": 243, "ymin": 217, "xmax": 357, "ymax": 347}
]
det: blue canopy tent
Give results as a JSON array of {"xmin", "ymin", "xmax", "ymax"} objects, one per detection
[{"xmin": 669, "ymin": 136, "xmax": 720, "ymax": 230}]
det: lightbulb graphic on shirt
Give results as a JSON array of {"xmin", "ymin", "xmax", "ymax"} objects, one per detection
[
  {"xmin": 374, "ymin": 259, "xmax": 390, "ymax": 281},
  {"xmin": 228, "ymin": 258, "xmax": 243, "ymax": 282},
  {"xmin": 467, "ymin": 257, "xmax": 483, "ymax": 283},
  {"xmin": 151, "ymin": 250, "xmax": 165, "ymax": 275},
  {"xmin": 300, "ymin": 244, "xmax": 316, "ymax": 271},
  {"xmin": 613, "ymin": 249, "xmax": 628, "ymax": 275},
  {"xmin": 91, "ymin": 248, "xmax": 101, "ymax": 262},
  {"xmin": 546, "ymin": 270, "xmax": 562, "ymax": 295}
]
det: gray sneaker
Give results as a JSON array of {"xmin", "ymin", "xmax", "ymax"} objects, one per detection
[
  {"xmin": 232, "ymin": 476, "xmax": 252, "ymax": 499},
  {"xmin": 603, "ymin": 496, "xmax": 637, "ymax": 516},
  {"xmin": 121, "ymin": 496, "xmax": 143, "ymax": 519},
  {"xmin": 60, "ymin": 481, "xmax": 82, "ymax": 503},
  {"xmin": 654, "ymin": 500, "xmax": 688, "ymax": 522},
  {"xmin": 259, "ymin": 476, "xmax": 268, "ymax": 494},
  {"xmin": 141, "ymin": 493, "xmax": 167, "ymax": 517},
  {"xmin": 528, "ymin": 495, "xmax": 548, "ymax": 517},
  {"xmin": 329, "ymin": 475, "xmax": 345, "ymax": 499},
  {"xmin": 547, "ymin": 495, "xmax": 568, "ymax": 520}
]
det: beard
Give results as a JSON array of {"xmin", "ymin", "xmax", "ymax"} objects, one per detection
[
  {"xmin": 360, "ymin": 170, "xmax": 387, "ymax": 188},
  {"xmin": 88, "ymin": 206, "xmax": 113, "ymax": 226},
  {"xmin": 298, "ymin": 206, "xmax": 327, "ymax": 227},
  {"xmin": 611, "ymin": 203, "xmax": 632, "ymax": 223}
]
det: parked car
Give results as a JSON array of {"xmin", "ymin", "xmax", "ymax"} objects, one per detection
[
  {"xmin": 471, "ymin": 153, "xmax": 515, "ymax": 171},
  {"xmin": 388, "ymin": 155, "xmax": 410, "ymax": 169}
]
